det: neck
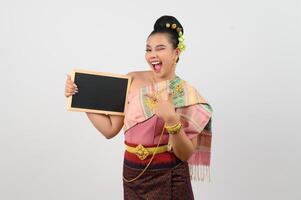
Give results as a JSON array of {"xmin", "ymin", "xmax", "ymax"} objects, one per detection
[{"xmin": 150, "ymin": 71, "xmax": 176, "ymax": 84}]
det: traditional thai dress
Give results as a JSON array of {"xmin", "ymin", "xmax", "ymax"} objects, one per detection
[{"xmin": 122, "ymin": 76, "xmax": 213, "ymax": 200}]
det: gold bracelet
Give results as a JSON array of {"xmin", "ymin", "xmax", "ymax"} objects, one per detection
[
  {"xmin": 164, "ymin": 121, "xmax": 182, "ymax": 135},
  {"xmin": 165, "ymin": 122, "xmax": 180, "ymax": 129},
  {"xmin": 166, "ymin": 122, "xmax": 181, "ymax": 131}
]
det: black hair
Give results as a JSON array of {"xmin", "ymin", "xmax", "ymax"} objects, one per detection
[
  {"xmin": 148, "ymin": 15, "xmax": 184, "ymax": 49},
  {"xmin": 149, "ymin": 15, "xmax": 184, "ymax": 62}
]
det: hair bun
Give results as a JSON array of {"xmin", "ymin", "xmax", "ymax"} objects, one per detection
[{"xmin": 153, "ymin": 15, "xmax": 184, "ymax": 34}]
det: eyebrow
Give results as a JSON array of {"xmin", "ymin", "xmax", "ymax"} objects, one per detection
[{"xmin": 146, "ymin": 44, "xmax": 166, "ymax": 48}]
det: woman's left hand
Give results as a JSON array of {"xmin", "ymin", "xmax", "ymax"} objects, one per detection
[{"xmin": 145, "ymin": 90, "xmax": 178, "ymax": 123}]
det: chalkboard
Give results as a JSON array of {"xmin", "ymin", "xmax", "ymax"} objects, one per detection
[{"xmin": 67, "ymin": 69, "xmax": 131, "ymax": 115}]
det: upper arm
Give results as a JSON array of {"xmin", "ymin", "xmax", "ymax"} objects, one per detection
[{"xmin": 109, "ymin": 115, "xmax": 125, "ymax": 138}]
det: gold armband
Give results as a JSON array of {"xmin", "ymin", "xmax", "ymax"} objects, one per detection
[{"xmin": 164, "ymin": 121, "xmax": 182, "ymax": 135}]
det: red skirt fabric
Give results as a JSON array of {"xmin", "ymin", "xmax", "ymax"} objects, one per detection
[{"xmin": 123, "ymin": 151, "xmax": 194, "ymax": 200}]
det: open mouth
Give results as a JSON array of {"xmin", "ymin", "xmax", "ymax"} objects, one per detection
[{"xmin": 151, "ymin": 61, "xmax": 162, "ymax": 73}]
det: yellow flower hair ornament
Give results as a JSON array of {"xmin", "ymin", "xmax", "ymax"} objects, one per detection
[
  {"xmin": 177, "ymin": 31, "xmax": 186, "ymax": 52},
  {"xmin": 165, "ymin": 23, "xmax": 186, "ymax": 52}
]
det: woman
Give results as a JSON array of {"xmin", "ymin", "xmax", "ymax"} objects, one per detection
[{"xmin": 65, "ymin": 15, "xmax": 212, "ymax": 200}]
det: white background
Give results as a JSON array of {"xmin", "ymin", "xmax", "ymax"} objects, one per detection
[{"xmin": 0, "ymin": 0, "xmax": 300, "ymax": 199}]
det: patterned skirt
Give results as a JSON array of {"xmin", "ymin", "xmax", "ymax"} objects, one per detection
[{"xmin": 123, "ymin": 149, "xmax": 194, "ymax": 200}]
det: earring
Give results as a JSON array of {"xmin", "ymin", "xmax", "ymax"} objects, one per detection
[{"xmin": 174, "ymin": 58, "xmax": 178, "ymax": 67}]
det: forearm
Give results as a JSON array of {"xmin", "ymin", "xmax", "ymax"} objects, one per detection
[
  {"xmin": 165, "ymin": 115, "xmax": 195, "ymax": 161},
  {"xmin": 86, "ymin": 113, "xmax": 123, "ymax": 139}
]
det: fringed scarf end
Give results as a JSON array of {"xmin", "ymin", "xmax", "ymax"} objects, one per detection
[{"xmin": 189, "ymin": 164, "xmax": 211, "ymax": 182}]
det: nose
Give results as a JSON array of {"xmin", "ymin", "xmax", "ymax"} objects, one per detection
[{"xmin": 148, "ymin": 51, "xmax": 158, "ymax": 59}]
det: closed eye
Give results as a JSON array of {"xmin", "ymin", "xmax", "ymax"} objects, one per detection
[{"xmin": 156, "ymin": 47, "xmax": 165, "ymax": 51}]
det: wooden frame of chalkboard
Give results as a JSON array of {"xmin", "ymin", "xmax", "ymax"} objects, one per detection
[{"xmin": 67, "ymin": 69, "xmax": 131, "ymax": 115}]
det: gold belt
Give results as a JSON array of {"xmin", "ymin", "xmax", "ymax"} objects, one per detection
[{"xmin": 125, "ymin": 144, "xmax": 168, "ymax": 160}]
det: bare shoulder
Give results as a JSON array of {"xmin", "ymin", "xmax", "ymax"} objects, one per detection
[
  {"xmin": 126, "ymin": 71, "xmax": 137, "ymax": 77},
  {"xmin": 127, "ymin": 70, "xmax": 148, "ymax": 77},
  {"xmin": 126, "ymin": 70, "xmax": 151, "ymax": 81},
  {"xmin": 126, "ymin": 70, "xmax": 152, "ymax": 92}
]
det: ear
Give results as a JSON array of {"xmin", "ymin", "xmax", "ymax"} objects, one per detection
[
  {"xmin": 174, "ymin": 48, "xmax": 181, "ymax": 62},
  {"xmin": 175, "ymin": 47, "xmax": 181, "ymax": 57}
]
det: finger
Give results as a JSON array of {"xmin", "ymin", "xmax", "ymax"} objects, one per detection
[
  {"xmin": 158, "ymin": 90, "xmax": 168, "ymax": 101},
  {"xmin": 66, "ymin": 85, "xmax": 75, "ymax": 92},
  {"xmin": 68, "ymin": 85, "xmax": 78, "ymax": 91},
  {"xmin": 65, "ymin": 88, "xmax": 78, "ymax": 96},
  {"xmin": 66, "ymin": 79, "xmax": 72, "ymax": 84},
  {"xmin": 156, "ymin": 88, "xmax": 165, "ymax": 95},
  {"xmin": 155, "ymin": 89, "xmax": 165, "ymax": 100},
  {"xmin": 66, "ymin": 87, "xmax": 78, "ymax": 93},
  {"xmin": 66, "ymin": 88, "xmax": 72, "ymax": 93},
  {"xmin": 144, "ymin": 93, "xmax": 155, "ymax": 100},
  {"xmin": 168, "ymin": 92, "xmax": 173, "ymax": 101},
  {"xmin": 144, "ymin": 93, "xmax": 151, "ymax": 99},
  {"xmin": 66, "ymin": 78, "xmax": 76, "ymax": 85},
  {"xmin": 66, "ymin": 81, "xmax": 78, "ymax": 90},
  {"xmin": 165, "ymin": 90, "xmax": 171, "ymax": 100},
  {"xmin": 66, "ymin": 75, "xmax": 78, "ymax": 86}
]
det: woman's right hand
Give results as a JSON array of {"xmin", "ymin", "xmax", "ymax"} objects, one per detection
[{"xmin": 64, "ymin": 74, "xmax": 78, "ymax": 97}]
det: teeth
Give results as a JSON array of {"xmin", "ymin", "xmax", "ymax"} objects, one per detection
[{"xmin": 151, "ymin": 61, "xmax": 161, "ymax": 65}]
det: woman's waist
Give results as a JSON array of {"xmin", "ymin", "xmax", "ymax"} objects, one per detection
[
  {"xmin": 124, "ymin": 133, "xmax": 169, "ymax": 147},
  {"xmin": 124, "ymin": 141, "xmax": 182, "ymax": 169}
]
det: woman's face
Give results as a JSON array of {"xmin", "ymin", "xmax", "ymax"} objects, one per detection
[{"xmin": 145, "ymin": 33, "xmax": 180, "ymax": 80}]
